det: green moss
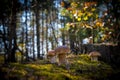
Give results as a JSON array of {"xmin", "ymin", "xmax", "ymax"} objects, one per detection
[
  {"xmin": 67, "ymin": 54, "xmax": 113, "ymax": 79},
  {"xmin": 34, "ymin": 71, "xmax": 72, "ymax": 80},
  {"xmin": 1, "ymin": 54, "xmax": 114, "ymax": 80},
  {"xmin": 1, "ymin": 66, "xmax": 27, "ymax": 78},
  {"xmin": 10, "ymin": 69, "xmax": 27, "ymax": 77},
  {"xmin": 10, "ymin": 63, "xmax": 26, "ymax": 69}
]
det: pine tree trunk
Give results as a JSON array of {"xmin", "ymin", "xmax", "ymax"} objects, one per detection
[
  {"xmin": 35, "ymin": 1, "xmax": 40, "ymax": 59},
  {"xmin": 7, "ymin": 0, "xmax": 17, "ymax": 63}
]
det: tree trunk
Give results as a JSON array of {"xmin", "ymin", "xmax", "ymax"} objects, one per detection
[
  {"xmin": 41, "ymin": 8, "xmax": 44, "ymax": 59},
  {"xmin": 7, "ymin": 0, "xmax": 17, "ymax": 63},
  {"xmin": 35, "ymin": 1, "xmax": 40, "ymax": 59},
  {"xmin": 45, "ymin": 12, "xmax": 48, "ymax": 53},
  {"xmin": 32, "ymin": 13, "xmax": 35, "ymax": 60},
  {"xmin": 25, "ymin": 0, "xmax": 29, "ymax": 61}
]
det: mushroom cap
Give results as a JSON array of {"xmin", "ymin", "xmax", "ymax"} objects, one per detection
[
  {"xmin": 89, "ymin": 51, "xmax": 101, "ymax": 57},
  {"xmin": 47, "ymin": 50, "xmax": 55, "ymax": 56},
  {"xmin": 55, "ymin": 46, "xmax": 70, "ymax": 55}
]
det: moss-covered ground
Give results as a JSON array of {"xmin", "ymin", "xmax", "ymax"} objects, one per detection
[{"xmin": 0, "ymin": 54, "xmax": 115, "ymax": 80}]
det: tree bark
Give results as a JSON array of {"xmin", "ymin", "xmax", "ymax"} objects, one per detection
[
  {"xmin": 35, "ymin": 0, "xmax": 40, "ymax": 59},
  {"xmin": 6, "ymin": 0, "xmax": 18, "ymax": 63}
]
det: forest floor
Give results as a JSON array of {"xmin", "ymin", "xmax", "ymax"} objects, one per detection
[{"xmin": 0, "ymin": 54, "xmax": 120, "ymax": 80}]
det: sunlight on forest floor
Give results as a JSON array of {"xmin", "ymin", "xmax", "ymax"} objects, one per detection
[{"xmin": 0, "ymin": 54, "xmax": 115, "ymax": 80}]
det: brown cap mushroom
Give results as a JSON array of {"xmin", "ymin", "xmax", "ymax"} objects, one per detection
[
  {"xmin": 54, "ymin": 46, "xmax": 70, "ymax": 55},
  {"xmin": 89, "ymin": 51, "xmax": 101, "ymax": 57},
  {"xmin": 47, "ymin": 50, "xmax": 55, "ymax": 56},
  {"xmin": 54, "ymin": 46, "xmax": 70, "ymax": 65},
  {"xmin": 47, "ymin": 50, "xmax": 57, "ymax": 63},
  {"xmin": 89, "ymin": 51, "xmax": 101, "ymax": 61}
]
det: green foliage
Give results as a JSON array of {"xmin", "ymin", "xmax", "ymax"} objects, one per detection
[{"xmin": 60, "ymin": 0, "xmax": 117, "ymax": 43}]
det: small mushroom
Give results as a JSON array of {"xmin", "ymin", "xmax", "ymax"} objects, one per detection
[
  {"xmin": 89, "ymin": 51, "xmax": 101, "ymax": 61},
  {"xmin": 55, "ymin": 46, "xmax": 70, "ymax": 65},
  {"xmin": 47, "ymin": 50, "xmax": 56, "ymax": 63}
]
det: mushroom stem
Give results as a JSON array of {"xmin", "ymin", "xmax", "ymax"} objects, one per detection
[
  {"xmin": 47, "ymin": 50, "xmax": 56, "ymax": 63},
  {"xmin": 58, "ymin": 54, "xmax": 66, "ymax": 65}
]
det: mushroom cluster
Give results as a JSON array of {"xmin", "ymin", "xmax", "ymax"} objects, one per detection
[
  {"xmin": 46, "ymin": 46, "xmax": 70, "ymax": 65},
  {"xmin": 47, "ymin": 50, "xmax": 56, "ymax": 63},
  {"xmin": 55, "ymin": 46, "xmax": 70, "ymax": 66},
  {"xmin": 89, "ymin": 51, "xmax": 101, "ymax": 61}
]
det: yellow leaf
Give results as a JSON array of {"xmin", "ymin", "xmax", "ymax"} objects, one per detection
[
  {"xmin": 72, "ymin": 10, "xmax": 76, "ymax": 15},
  {"xmin": 83, "ymin": 7, "xmax": 88, "ymax": 11},
  {"xmin": 78, "ymin": 11, "xmax": 83, "ymax": 16},
  {"xmin": 96, "ymin": 21, "xmax": 103, "ymax": 27},
  {"xmin": 77, "ymin": 17, "xmax": 81, "ymax": 21},
  {"xmin": 83, "ymin": 16, "xmax": 88, "ymax": 20},
  {"xmin": 87, "ymin": 12, "xmax": 93, "ymax": 17},
  {"xmin": 91, "ymin": 8, "xmax": 96, "ymax": 11},
  {"xmin": 96, "ymin": 22, "xmax": 100, "ymax": 26},
  {"xmin": 96, "ymin": 14, "xmax": 98, "ymax": 18},
  {"xmin": 71, "ymin": 2, "xmax": 78, "ymax": 7}
]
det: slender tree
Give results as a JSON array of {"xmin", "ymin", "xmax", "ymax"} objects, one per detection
[{"xmin": 34, "ymin": 0, "xmax": 41, "ymax": 59}]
